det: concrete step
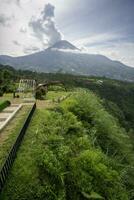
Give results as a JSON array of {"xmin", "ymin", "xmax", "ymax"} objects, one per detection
[{"xmin": 0, "ymin": 104, "xmax": 22, "ymax": 132}]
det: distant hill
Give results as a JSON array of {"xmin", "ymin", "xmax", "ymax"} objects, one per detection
[{"xmin": 0, "ymin": 40, "xmax": 134, "ymax": 81}]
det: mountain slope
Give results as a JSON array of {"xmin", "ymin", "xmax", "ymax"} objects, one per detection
[
  {"xmin": 0, "ymin": 40, "xmax": 134, "ymax": 81},
  {"xmin": 47, "ymin": 40, "xmax": 79, "ymax": 50}
]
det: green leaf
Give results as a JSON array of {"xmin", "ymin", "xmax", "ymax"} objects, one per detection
[{"xmin": 82, "ymin": 191, "xmax": 104, "ymax": 199}]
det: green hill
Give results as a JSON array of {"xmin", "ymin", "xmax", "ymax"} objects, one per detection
[
  {"xmin": 0, "ymin": 64, "xmax": 134, "ymax": 199},
  {"xmin": 1, "ymin": 90, "xmax": 134, "ymax": 200}
]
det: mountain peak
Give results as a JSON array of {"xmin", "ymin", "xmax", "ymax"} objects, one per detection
[{"xmin": 49, "ymin": 40, "xmax": 78, "ymax": 50}]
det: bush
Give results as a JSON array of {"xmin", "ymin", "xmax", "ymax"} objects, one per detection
[
  {"xmin": 35, "ymin": 106, "xmax": 130, "ymax": 199},
  {"xmin": 69, "ymin": 150, "xmax": 128, "ymax": 200},
  {"xmin": 0, "ymin": 89, "xmax": 3, "ymax": 97},
  {"xmin": 0, "ymin": 100, "xmax": 10, "ymax": 112},
  {"xmin": 36, "ymin": 87, "xmax": 47, "ymax": 100},
  {"xmin": 61, "ymin": 91, "xmax": 133, "ymax": 163}
]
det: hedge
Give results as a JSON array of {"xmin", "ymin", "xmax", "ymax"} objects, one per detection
[{"xmin": 0, "ymin": 100, "xmax": 11, "ymax": 112}]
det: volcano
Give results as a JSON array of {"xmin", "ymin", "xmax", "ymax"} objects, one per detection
[
  {"xmin": 48, "ymin": 40, "xmax": 79, "ymax": 50},
  {"xmin": 0, "ymin": 40, "xmax": 134, "ymax": 81}
]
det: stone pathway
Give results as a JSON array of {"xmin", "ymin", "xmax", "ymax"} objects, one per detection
[{"xmin": 0, "ymin": 104, "xmax": 22, "ymax": 132}]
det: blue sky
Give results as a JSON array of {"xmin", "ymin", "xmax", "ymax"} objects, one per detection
[{"xmin": 0, "ymin": 0, "xmax": 134, "ymax": 67}]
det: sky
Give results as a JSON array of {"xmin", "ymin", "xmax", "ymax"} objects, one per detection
[{"xmin": 0, "ymin": 0, "xmax": 134, "ymax": 67}]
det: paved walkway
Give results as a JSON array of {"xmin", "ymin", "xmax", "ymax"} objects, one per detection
[{"xmin": 0, "ymin": 104, "xmax": 22, "ymax": 131}]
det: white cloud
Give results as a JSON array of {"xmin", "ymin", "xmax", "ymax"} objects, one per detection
[
  {"xmin": 73, "ymin": 33, "xmax": 134, "ymax": 67},
  {"xmin": 0, "ymin": 14, "xmax": 14, "ymax": 27},
  {"xmin": 51, "ymin": 48, "xmax": 80, "ymax": 53},
  {"xmin": 80, "ymin": 41, "xmax": 134, "ymax": 67},
  {"xmin": 23, "ymin": 46, "xmax": 40, "ymax": 54},
  {"xmin": 13, "ymin": 40, "xmax": 21, "ymax": 46},
  {"xmin": 74, "ymin": 32, "xmax": 122, "ymax": 47},
  {"xmin": 20, "ymin": 26, "xmax": 27, "ymax": 33},
  {"xmin": 29, "ymin": 3, "xmax": 63, "ymax": 47},
  {"xmin": 0, "ymin": 0, "xmax": 86, "ymax": 56}
]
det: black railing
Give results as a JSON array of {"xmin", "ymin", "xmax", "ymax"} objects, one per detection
[{"xmin": 0, "ymin": 103, "xmax": 36, "ymax": 193}]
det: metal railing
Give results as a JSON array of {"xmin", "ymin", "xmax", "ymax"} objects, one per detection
[{"xmin": 0, "ymin": 103, "xmax": 36, "ymax": 193}]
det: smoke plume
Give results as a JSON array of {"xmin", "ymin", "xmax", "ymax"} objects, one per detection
[{"xmin": 29, "ymin": 3, "xmax": 62, "ymax": 47}]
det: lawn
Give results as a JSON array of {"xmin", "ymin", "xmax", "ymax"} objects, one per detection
[
  {"xmin": 0, "ymin": 109, "xmax": 46, "ymax": 199},
  {"xmin": 46, "ymin": 91, "xmax": 71, "ymax": 101},
  {"xmin": 0, "ymin": 93, "xmax": 13, "ymax": 102},
  {"xmin": 0, "ymin": 105, "xmax": 32, "ymax": 168}
]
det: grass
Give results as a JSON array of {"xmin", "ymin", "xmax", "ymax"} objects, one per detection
[
  {"xmin": 36, "ymin": 91, "xmax": 72, "ymax": 110},
  {"xmin": 0, "ymin": 109, "xmax": 45, "ymax": 199},
  {"xmin": 0, "ymin": 93, "xmax": 29, "ymax": 104},
  {"xmin": 46, "ymin": 91, "xmax": 70, "ymax": 101},
  {"xmin": 0, "ymin": 105, "xmax": 31, "ymax": 168},
  {"xmin": 0, "ymin": 93, "xmax": 13, "ymax": 102},
  {"xmin": 0, "ymin": 91, "xmax": 70, "ymax": 199}
]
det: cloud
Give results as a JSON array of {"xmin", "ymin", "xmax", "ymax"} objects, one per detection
[
  {"xmin": 4, "ymin": 0, "xmax": 20, "ymax": 5},
  {"xmin": 0, "ymin": 14, "xmax": 12, "ymax": 27},
  {"xmin": 74, "ymin": 33, "xmax": 122, "ymax": 48},
  {"xmin": 23, "ymin": 46, "xmax": 40, "ymax": 54},
  {"xmin": 42, "ymin": 3, "xmax": 55, "ymax": 19},
  {"xmin": 79, "ymin": 40, "xmax": 134, "ymax": 67},
  {"xmin": 72, "ymin": 32, "xmax": 134, "ymax": 67},
  {"xmin": 51, "ymin": 48, "xmax": 81, "ymax": 54},
  {"xmin": 15, "ymin": 0, "xmax": 21, "ymax": 7},
  {"xmin": 13, "ymin": 40, "xmax": 21, "ymax": 46},
  {"xmin": 20, "ymin": 26, "xmax": 27, "ymax": 33},
  {"xmin": 29, "ymin": 3, "xmax": 63, "ymax": 47},
  {"xmin": 16, "ymin": 0, "xmax": 20, "ymax": 4}
]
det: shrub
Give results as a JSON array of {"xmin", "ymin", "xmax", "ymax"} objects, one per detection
[
  {"xmin": 69, "ymin": 150, "xmax": 128, "ymax": 200},
  {"xmin": 0, "ymin": 100, "xmax": 10, "ymax": 112},
  {"xmin": 36, "ymin": 87, "xmax": 47, "ymax": 100},
  {"xmin": 0, "ymin": 89, "xmax": 3, "ymax": 96},
  {"xmin": 35, "ymin": 105, "xmax": 130, "ymax": 199},
  {"xmin": 61, "ymin": 91, "xmax": 133, "ymax": 163}
]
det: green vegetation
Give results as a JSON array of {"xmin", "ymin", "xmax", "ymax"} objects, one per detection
[
  {"xmin": 1, "ymin": 90, "xmax": 134, "ymax": 200},
  {"xmin": 0, "ymin": 65, "xmax": 17, "ymax": 96},
  {"xmin": 36, "ymin": 86, "xmax": 47, "ymax": 100},
  {"xmin": 0, "ymin": 106, "xmax": 31, "ymax": 168},
  {"xmin": 77, "ymin": 79, "xmax": 134, "ymax": 132},
  {"xmin": 46, "ymin": 91, "xmax": 70, "ymax": 100},
  {"xmin": 0, "ymin": 64, "xmax": 134, "ymax": 132},
  {"xmin": 0, "ymin": 100, "xmax": 10, "ymax": 112},
  {"xmin": 0, "ymin": 63, "xmax": 134, "ymax": 199}
]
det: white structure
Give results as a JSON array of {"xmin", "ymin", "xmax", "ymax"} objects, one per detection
[
  {"xmin": 18, "ymin": 79, "xmax": 36, "ymax": 102},
  {"xmin": 0, "ymin": 104, "xmax": 22, "ymax": 131}
]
